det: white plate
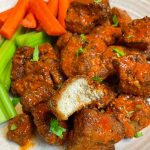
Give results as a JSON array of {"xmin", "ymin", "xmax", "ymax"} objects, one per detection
[{"xmin": 0, "ymin": 0, "xmax": 150, "ymax": 150}]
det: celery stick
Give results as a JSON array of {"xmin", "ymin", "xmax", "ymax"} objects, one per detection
[
  {"xmin": 0, "ymin": 61, "xmax": 12, "ymax": 91},
  {"xmin": 0, "ymin": 42, "xmax": 15, "ymax": 75},
  {"xmin": 0, "ymin": 27, "xmax": 24, "ymax": 75},
  {"xmin": 16, "ymin": 31, "xmax": 50, "ymax": 47},
  {"xmin": 16, "ymin": 31, "xmax": 35, "ymax": 47},
  {"xmin": 4, "ymin": 61, "xmax": 12, "ymax": 91},
  {"xmin": 0, "ymin": 99, "xmax": 9, "ymax": 124},
  {"xmin": 0, "ymin": 82, "xmax": 17, "ymax": 119},
  {"xmin": 0, "ymin": 35, "xmax": 5, "ymax": 47},
  {"xmin": 0, "ymin": 26, "xmax": 24, "ymax": 53},
  {"xmin": 0, "ymin": 108, "xmax": 8, "ymax": 124}
]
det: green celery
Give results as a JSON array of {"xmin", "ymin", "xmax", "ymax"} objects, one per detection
[
  {"xmin": 4, "ymin": 61, "xmax": 12, "ymax": 91},
  {"xmin": 16, "ymin": 31, "xmax": 50, "ymax": 47},
  {"xmin": 0, "ymin": 35, "xmax": 5, "ymax": 47},
  {"xmin": 0, "ymin": 61, "xmax": 12, "ymax": 91},
  {"xmin": 0, "ymin": 42, "xmax": 15, "ymax": 75},
  {"xmin": 0, "ymin": 99, "xmax": 9, "ymax": 124},
  {"xmin": 0, "ymin": 27, "xmax": 24, "ymax": 53},
  {"xmin": 0, "ymin": 27, "xmax": 25, "ymax": 75},
  {"xmin": 16, "ymin": 31, "xmax": 35, "ymax": 47},
  {"xmin": 0, "ymin": 82, "xmax": 17, "ymax": 119}
]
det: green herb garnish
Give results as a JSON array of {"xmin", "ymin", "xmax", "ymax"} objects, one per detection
[
  {"xmin": 92, "ymin": 76, "xmax": 103, "ymax": 84},
  {"xmin": 94, "ymin": 0, "xmax": 102, "ymax": 4},
  {"xmin": 112, "ymin": 15, "xmax": 119, "ymax": 27},
  {"xmin": 127, "ymin": 110, "xmax": 135, "ymax": 117},
  {"xmin": 57, "ymin": 83, "xmax": 63, "ymax": 90},
  {"xmin": 112, "ymin": 48, "xmax": 126, "ymax": 57},
  {"xmin": 101, "ymin": 109, "xmax": 105, "ymax": 113},
  {"xmin": 12, "ymin": 97, "xmax": 20, "ymax": 107},
  {"xmin": 80, "ymin": 34, "xmax": 87, "ymax": 42},
  {"xmin": 135, "ymin": 132, "xmax": 143, "ymax": 138},
  {"xmin": 32, "ymin": 46, "xmax": 39, "ymax": 61},
  {"xmin": 49, "ymin": 118, "xmax": 66, "ymax": 139},
  {"xmin": 136, "ymin": 105, "xmax": 142, "ymax": 109},
  {"xmin": 61, "ymin": 57, "xmax": 65, "ymax": 62},
  {"xmin": 76, "ymin": 48, "xmax": 85, "ymax": 57},
  {"xmin": 10, "ymin": 124, "xmax": 17, "ymax": 131},
  {"xmin": 127, "ymin": 35, "xmax": 134, "ymax": 39}
]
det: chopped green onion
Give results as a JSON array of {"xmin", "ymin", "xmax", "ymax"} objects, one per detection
[
  {"xmin": 12, "ymin": 97, "xmax": 20, "ymax": 107},
  {"xmin": 94, "ymin": 0, "xmax": 102, "ymax": 4},
  {"xmin": 112, "ymin": 15, "xmax": 119, "ymax": 27},
  {"xmin": 61, "ymin": 57, "xmax": 65, "ymax": 62},
  {"xmin": 49, "ymin": 118, "xmax": 66, "ymax": 139},
  {"xmin": 76, "ymin": 48, "xmax": 85, "ymax": 57},
  {"xmin": 32, "ymin": 46, "xmax": 39, "ymax": 62},
  {"xmin": 101, "ymin": 109, "xmax": 105, "ymax": 113},
  {"xmin": 92, "ymin": 76, "xmax": 103, "ymax": 84},
  {"xmin": 136, "ymin": 105, "xmax": 142, "ymax": 109},
  {"xmin": 80, "ymin": 34, "xmax": 87, "ymax": 42},
  {"xmin": 135, "ymin": 132, "xmax": 143, "ymax": 138},
  {"xmin": 112, "ymin": 48, "xmax": 126, "ymax": 57},
  {"xmin": 127, "ymin": 35, "xmax": 134, "ymax": 39},
  {"xmin": 57, "ymin": 83, "xmax": 63, "ymax": 90},
  {"xmin": 10, "ymin": 124, "xmax": 17, "ymax": 131},
  {"xmin": 127, "ymin": 110, "xmax": 135, "ymax": 117}
]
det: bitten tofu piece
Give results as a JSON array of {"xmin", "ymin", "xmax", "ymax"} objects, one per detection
[
  {"xmin": 67, "ymin": 108, "xmax": 124, "ymax": 150},
  {"xmin": 113, "ymin": 55, "xmax": 150, "ymax": 97},
  {"xmin": 123, "ymin": 17, "xmax": 150, "ymax": 49},
  {"xmin": 7, "ymin": 114, "xmax": 33, "ymax": 146},
  {"xmin": 65, "ymin": 0, "xmax": 111, "ymax": 34},
  {"xmin": 107, "ymin": 95, "xmax": 150, "ymax": 138},
  {"xmin": 49, "ymin": 76, "xmax": 116, "ymax": 120}
]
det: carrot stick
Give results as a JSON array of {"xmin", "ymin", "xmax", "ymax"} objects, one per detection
[
  {"xmin": 36, "ymin": 0, "xmax": 58, "ymax": 31},
  {"xmin": 0, "ymin": 8, "xmax": 14, "ymax": 26},
  {"xmin": 21, "ymin": 12, "xmax": 37, "ymax": 28},
  {"xmin": 30, "ymin": 0, "xmax": 66, "ymax": 36},
  {"xmin": 48, "ymin": 0, "xmax": 59, "ymax": 17},
  {"xmin": 58, "ymin": 0, "xmax": 70, "ymax": 28},
  {"xmin": 0, "ymin": 0, "xmax": 29, "ymax": 39}
]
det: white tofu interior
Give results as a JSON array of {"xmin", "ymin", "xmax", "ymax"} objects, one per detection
[{"xmin": 58, "ymin": 78, "xmax": 104, "ymax": 119}]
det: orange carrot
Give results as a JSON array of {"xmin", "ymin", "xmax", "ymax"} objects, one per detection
[
  {"xmin": 30, "ymin": 0, "xmax": 66, "ymax": 36},
  {"xmin": 21, "ymin": 12, "xmax": 37, "ymax": 28},
  {"xmin": 58, "ymin": 0, "xmax": 70, "ymax": 28},
  {"xmin": 0, "ymin": 0, "xmax": 29, "ymax": 39},
  {"xmin": 48, "ymin": 0, "xmax": 59, "ymax": 17},
  {"xmin": 0, "ymin": 8, "xmax": 14, "ymax": 26}
]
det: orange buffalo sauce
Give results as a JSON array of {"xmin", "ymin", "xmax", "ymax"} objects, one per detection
[{"xmin": 20, "ymin": 138, "xmax": 35, "ymax": 150}]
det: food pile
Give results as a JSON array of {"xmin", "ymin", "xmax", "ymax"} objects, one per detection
[{"xmin": 0, "ymin": 0, "xmax": 150, "ymax": 150}]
